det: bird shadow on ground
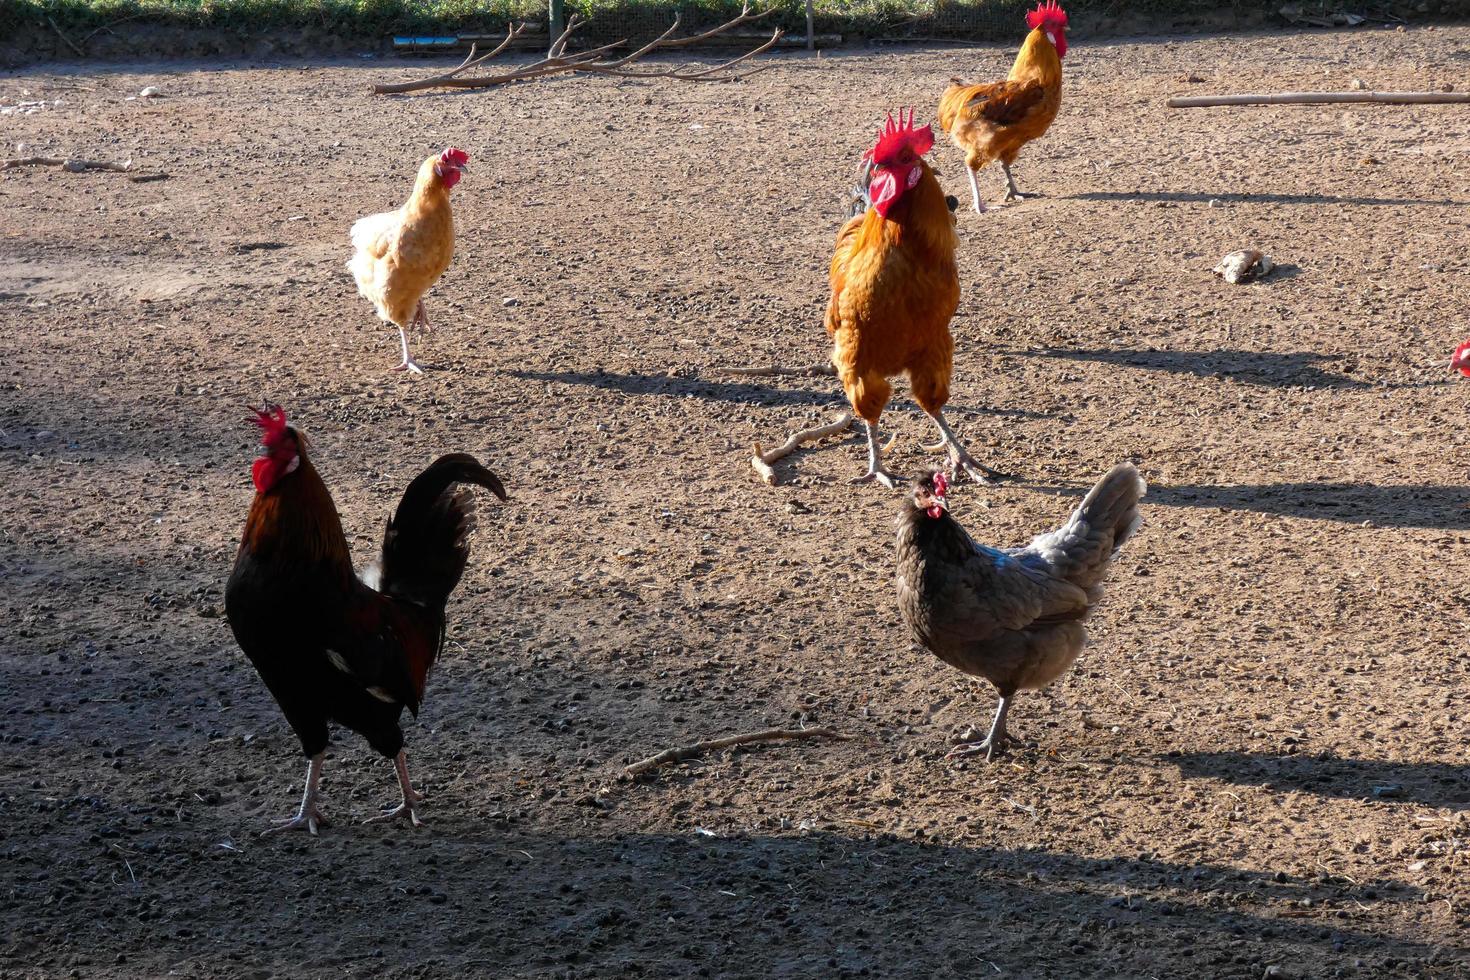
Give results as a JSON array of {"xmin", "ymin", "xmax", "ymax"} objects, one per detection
[
  {"xmin": 506, "ymin": 368, "xmax": 1052, "ymax": 419},
  {"xmin": 1021, "ymin": 480, "xmax": 1470, "ymax": 530},
  {"xmin": 1013, "ymin": 347, "xmax": 1440, "ymax": 391},
  {"xmin": 1163, "ymin": 751, "xmax": 1470, "ymax": 810},
  {"xmin": 1070, "ymin": 190, "xmax": 1470, "ymax": 208}
]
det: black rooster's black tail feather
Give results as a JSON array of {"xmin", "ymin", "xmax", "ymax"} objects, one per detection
[{"xmin": 376, "ymin": 454, "xmax": 508, "ymax": 611}]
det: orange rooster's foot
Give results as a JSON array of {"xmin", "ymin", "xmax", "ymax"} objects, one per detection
[
  {"xmin": 262, "ymin": 805, "xmax": 331, "ymax": 836},
  {"xmin": 851, "ymin": 469, "xmax": 901, "ymax": 490},
  {"xmin": 1003, "ymin": 190, "xmax": 1038, "ymax": 203},
  {"xmin": 393, "ymin": 359, "xmax": 425, "ymax": 375}
]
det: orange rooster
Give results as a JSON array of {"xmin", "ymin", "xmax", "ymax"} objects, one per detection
[
  {"xmin": 348, "ymin": 148, "xmax": 469, "ymax": 374},
  {"xmin": 225, "ymin": 406, "xmax": 506, "ymax": 834},
  {"xmin": 826, "ymin": 110, "xmax": 1005, "ymax": 488},
  {"xmin": 937, "ymin": 0, "xmax": 1067, "ymax": 212}
]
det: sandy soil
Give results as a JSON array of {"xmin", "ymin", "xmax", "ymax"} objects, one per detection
[{"xmin": 3, "ymin": 24, "xmax": 1470, "ymax": 979}]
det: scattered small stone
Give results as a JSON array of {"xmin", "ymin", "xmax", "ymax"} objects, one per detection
[
  {"xmin": 1213, "ymin": 250, "xmax": 1275, "ymax": 284},
  {"xmin": 1350, "ymin": 78, "xmax": 1367, "ymax": 90},
  {"xmin": 1372, "ymin": 784, "xmax": 1404, "ymax": 798},
  {"xmin": 501, "ymin": 296, "xmax": 518, "ymax": 307},
  {"xmin": 139, "ymin": 86, "xmax": 160, "ymax": 98}
]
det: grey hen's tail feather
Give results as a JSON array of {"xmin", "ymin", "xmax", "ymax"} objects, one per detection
[
  {"xmin": 376, "ymin": 453, "xmax": 508, "ymax": 611},
  {"xmin": 1024, "ymin": 462, "xmax": 1146, "ymax": 593}
]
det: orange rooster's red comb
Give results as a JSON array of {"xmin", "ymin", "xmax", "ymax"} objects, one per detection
[
  {"xmin": 1026, "ymin": 0, "xmax": 1068, "ymax": 31},
  {"xmin": 1453, "ymin": 340, "xmax": 1470, "ymax": 378},
  {"xmin": 869, "ymin": 108, "xmax": 935, "ymax": 167},
  {"xmin": 439, "ymin": 147, "xmax": 470, "ymax": 168},
  {"xmin": 248, "ymin": 404, "xmax": 290, "ymax": 447}
]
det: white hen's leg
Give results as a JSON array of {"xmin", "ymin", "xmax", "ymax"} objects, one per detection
[
  {"xmin": 947, "ymin": 695, "xmax": 1013, "ymax": 762},
  {"xmin": 392, "ymin": 324, "xmax": 424, "ymax": 375},
  {"xmin": 263, "ymin": 752, "xmax": 330, "ymax": 836},
  {"xmin": 967, "ymin": 166, "xmax": 987, "ymax": 214},
  {"xmin": 925, "ymin": 409, "xmax": 1008, "ymax": 483},
  {"xmin": 365, "ymin": 750, "xmax": 425, "ymax": 827}
]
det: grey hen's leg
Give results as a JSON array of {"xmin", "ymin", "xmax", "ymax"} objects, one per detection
[{"xmin": 947, "ymin": 695, "xmax": 1013, "ymax": 763}]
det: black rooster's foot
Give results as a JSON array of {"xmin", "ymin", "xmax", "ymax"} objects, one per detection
[
  {"xmin": 262, "ymin": 806, "xmax": 331, "ymax": 836},
  {"xmin": 365, "ymin": 798, "xmax": 424, "ymax": 828}
]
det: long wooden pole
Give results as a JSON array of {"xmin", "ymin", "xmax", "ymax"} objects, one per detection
[
  {"xmin": 1169, "ymin": 91, "xmax": 1470, "ymax": 108},
  {"xmin": 805, "ymin": 0, "xmax": 815, "ymax": 50},
  {"xmin": 548, "ymin": 0, "xmax": 565, "ymax": 56}
]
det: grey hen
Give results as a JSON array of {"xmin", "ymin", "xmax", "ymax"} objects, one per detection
[{"xmin": 895, "ymin": 465, "xmax": 1145, "ymax": 760}]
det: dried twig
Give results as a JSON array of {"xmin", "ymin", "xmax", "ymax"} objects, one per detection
[
  {"xmin": 45, "ymin": 14, "xmax": 85, "ymax": 58},
  {"xmin": 3, "ymin": 155, "xmax": 131, "ymax": 172},
  {"xmin": 714, "ymin": 363, "xmax": 836, "ymax": 377},
  {"xmin": 624, "ymin": 727, "xmax": 849, "ymax": 778},
  {"xmin": 372, "ymin": 3, "xmax": 781, "ymax": 96},
  {"xmin": 1169, "ymin": 90, "xmax": 1470, "ymax": 108},
  {"xmin": 752, "ymin": 412, "xmax": 856, "ymax": 484}
]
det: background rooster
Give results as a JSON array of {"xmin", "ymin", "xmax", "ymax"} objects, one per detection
[
  {"xmin": 225, "ymin": 406, "xmax": 506, "ymax": 834},
  {"xmin": 937, "ymin": 0, "xmax": 1067, "ymax": 211},
  {"xmin": 826, "ymin": 110, "xmax": 1005, "ymax": 488},
  {"xmin": 348, "ymin": 147, "xmax": 469, "ymax": 374},
  {"xmin": 896, "ymin": 465, "xmax": 1144, "ymax": 761}
]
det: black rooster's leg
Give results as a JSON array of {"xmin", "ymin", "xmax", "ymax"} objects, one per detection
[
  {"xmin": 393, "ymin": 324, "xmax": 424, "ymax": 375},
  {"xmin": 365, "ymin": 750, "xmax": 425, "ymax": 828},
  {"xmin": 925, "ymin": 409, "xmax": 1010, "ymax": 483},
  {"xmin": 1001, "ymin": 162, "xmax": 1035, "ymax": 202},
  {"xmin": 851, "ymin": 419, "xmax": 901, "ymax": 490},
  {"xmin": 946, "ymin": 696, "xmax": 1013, "ymax": 762},
  {"xmin": 263, "ymin": 752, "xmax": 331, "ymax": 836}
]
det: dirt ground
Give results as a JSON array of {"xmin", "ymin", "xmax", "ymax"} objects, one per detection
[{"xmin": 2, "ymin": 24, "xmax": 1470, "ymax": 979}]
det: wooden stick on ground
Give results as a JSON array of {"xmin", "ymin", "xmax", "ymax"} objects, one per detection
[
  {"xmin": 714, "ymin": 363, "xmax": 837, "ymax": 377},
  {"xmin": 624, "ymin": 727, "xmax": 850, "ymax": 778},
  {"xmin": 752, "ymin": 412, "xmax": 856, "ymax": 484},
  {"xmin": 1168, "ymin": 90, "xmax": 1470, "ymax": 108},
  {"xmin": 2, "ymin": 156, "xmax": 133, "ymax": 172}
]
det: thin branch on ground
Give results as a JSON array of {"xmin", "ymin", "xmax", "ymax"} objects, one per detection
[
  {"xmin": 751, "ymin": 413, "xmax": 857, "ymax": 484},
  {"xmin": 714, "ymin": 363, "xmax": 837, "ymax": 377},
  {"xmin": 3, "ymin": 156, "xmax": 131, "ymax": 172},
  {"xmin": 372, "ymin": 4, "xmax": 781, "ymax": 96},
  {"xmin": 624, "ymin": 727, "xmax": 850, "ymax": 778},
  {"xmin": 1169, "ymin": 90, "xmax": 1470, "ymax": 108}
]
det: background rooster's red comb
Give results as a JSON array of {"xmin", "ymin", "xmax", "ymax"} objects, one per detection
[
  {"xmin": 1027, "ymin": 0, "xmax": 1068, "ymax": 30},
  {"xmin": 248, "ymin": 404, "xmax": 289, "ymax": 445},
  {"xmin": 440, "ymin": 147, "xmax": 470, "ymax": 167},
  {"xmin": 870, "ymin": 108, "xmax": 935, "ymax": 164}
]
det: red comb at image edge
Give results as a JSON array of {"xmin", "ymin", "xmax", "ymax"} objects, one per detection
[
  {"xmin": 1452, "ymin": 340, "xmax": 1470, "ymax": 377},
  {"xmin": 248, "ymin": 404, "xmax": 289, "ymax": 443}
]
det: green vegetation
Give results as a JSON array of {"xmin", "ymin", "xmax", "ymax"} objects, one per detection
[{"xmin": 0, "ymin": 0, "xmax": 1413, "ymax": 49}]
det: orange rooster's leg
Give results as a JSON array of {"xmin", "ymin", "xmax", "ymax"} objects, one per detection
[
  {"xmin": 965, "ymin": 166, "xmax": 987, "ymax": 214},
  {"xmin": 392, "ymin": 325, "xmax": 425, "ymax": 375},
  {"xmin": 851, "ymin": 419, "xmax": 902, "ymax": 490},
  {"xmin": 947, "ymin": 694, "xmax": 1014, "ymax": 762},
  {"xmin": 1001, "ymin": 162, "xmax": 1035, "ymax": 202},
  {"xmin": 926, "ymin": 409, "xmax": 1010, "ymax": 484},
  {"xmin": 262, "ymin": 752, "xmax": 331, "ymax": 836},
  {"xmin": 413, "ymin": 299, "xmax": 433, "ymax": 334},
  {"xmin": 364, "ymin": 750, "xmax": 425, "ymax": 828}
]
